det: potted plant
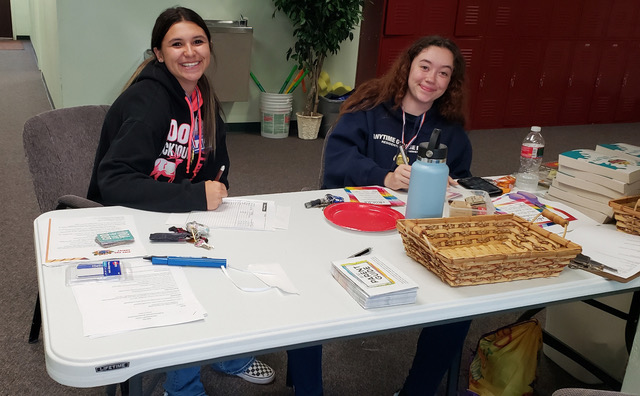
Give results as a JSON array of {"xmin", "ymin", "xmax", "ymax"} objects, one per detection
[{"xmin": 272, "ymin": 0, "xmax": 364, "ymax": 139}]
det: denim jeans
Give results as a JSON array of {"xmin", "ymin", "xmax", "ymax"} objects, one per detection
[{"xmin": 163, "ymin": 356, "xmax": 254, "ymax": 396}]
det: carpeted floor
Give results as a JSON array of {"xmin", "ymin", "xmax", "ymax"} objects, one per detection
[
  {"xmin": 0, "ymin": 39, "xmax": 25, "ymax": 50},
  {"xmin": 2, "ymin": 39, "xmax": 637, "ymax": 396}
]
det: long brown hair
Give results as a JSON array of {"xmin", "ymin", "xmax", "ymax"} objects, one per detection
[
  {"xmin": 341, "ymin": 36, "xmax": 467, "ymax": 125},
  {"xmin": 123, "ymin": 7, "xmax": 222, "ymax": 149}
]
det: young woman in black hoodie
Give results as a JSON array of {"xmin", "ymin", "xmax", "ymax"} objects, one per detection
[{"xmin": 88, "ymin": 6, "xmax": 322, "ymax": 396}]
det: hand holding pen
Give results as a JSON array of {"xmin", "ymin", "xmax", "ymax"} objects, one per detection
[{"xmin": 205, "ymin": 165, "xmax": 228, "ymax": 210}]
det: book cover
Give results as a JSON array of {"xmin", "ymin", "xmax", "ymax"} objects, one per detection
[
  {"xmin": 595, "ymin": 143, "xmax": 640, "ymax": 163},
  {"xmin": 331, "ymin": 255, "xmax": 418, "ymax": 309},
  {"xmin": 558, "ymin": 149, "xmax": 640, "ymax": 184},
  {"xmin": 558, "ymin": 165, "xmax": 640, "ymax": 195}
]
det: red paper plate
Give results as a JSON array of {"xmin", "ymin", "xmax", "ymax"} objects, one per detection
[{"xmin": 323, "ymin": 202, "xmax": 404, "ymax": 232}]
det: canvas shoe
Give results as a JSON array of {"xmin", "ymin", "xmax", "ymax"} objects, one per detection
[{"xmin": 236, "ymin": 359, "xmax": 275, "ymax": 384}]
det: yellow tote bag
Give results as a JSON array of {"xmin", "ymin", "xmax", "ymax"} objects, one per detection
[{"xmin": 468, "ymin": 319, "xmax": 543, "ymax": 396}]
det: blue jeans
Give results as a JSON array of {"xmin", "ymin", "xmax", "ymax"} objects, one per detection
[{"xmin": 163, "ymin": 357, "xmax": 254, "ymax": 396}]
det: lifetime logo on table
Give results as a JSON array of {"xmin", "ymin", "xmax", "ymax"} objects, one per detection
[{"xmin": 95, "ymin": 362, "xmax": 130, "ymax": 372}]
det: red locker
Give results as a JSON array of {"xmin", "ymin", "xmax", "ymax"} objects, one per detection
[
  {"xmin": 578, "ymin": 0, "xmax": 613, "ymax": 38},
  {"xmin": 534, "ymin": 41, "xmax": 573, "ymax": 126},
  {"xmin": 377, "ymin": 36, "xmax": 418, "ymax": 76},
  {"xmin": 615, "ymin": 41, "xmax": 640, "ymax": 121},
  {"xmin": 384, "ymin": 0, "xmax": 423, "ymax": 36},
  {"xmin": 503, "ymin": 40, "xmax": 545, "ymax": 127},
  {"xmin": 606, "ymin": 0, "xmax": 640, "ymax": 38},
  {"xmin": 418, "ymin": 0, "xmax": 458, "ymax": 37},
  {"xmin": 589, "ymin": 41, "xmax": 627, "ymax": 123},
  {"xmin": 455, "ymin": 0, "xmax": 489, "ymax": 37},
  {"xmin": 559, "ymin": 41, "xmax": 600, "ymax": 125},
  {"xmin": 470, "ymin": 40, "xmax": 513, "ymax": 128}
]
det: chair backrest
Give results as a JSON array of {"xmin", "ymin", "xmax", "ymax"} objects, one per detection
[
  {"xmin": 317, "ymin": 125, "xmax": 335, "ymax": 189},
  {"xmin": 552, "ymin": 389, "xmax": 635, "ymax": 396},
  {"xmin": 23, "ymin": 105, "xmax": 110, "ymax": 213}
]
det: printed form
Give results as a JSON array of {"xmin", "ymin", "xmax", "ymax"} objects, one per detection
[
  {"xmin": 186, "ymin": 198, "xmax": 278, "ymax": 230},
  {"xmin": 71, "ymin": 259, "xmax": 206, "ymax": 337}
]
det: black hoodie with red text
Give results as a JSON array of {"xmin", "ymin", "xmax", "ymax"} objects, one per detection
[{"xmin": 88, "ymin": 60, "xmax": 229, "ymax": 212}]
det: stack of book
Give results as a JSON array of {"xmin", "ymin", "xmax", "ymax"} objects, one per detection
[
  {"xmin": 548, "ymin": 143, "xmax": 640, "ymax": 223},
  {"xmin": 330, "ymin": 255, "xmax": 418, "ymax": 309}
]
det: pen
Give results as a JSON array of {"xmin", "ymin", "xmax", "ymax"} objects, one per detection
[
  {"xmin": 214, "ymin": 165, "xmax": 225, "ymax": 182},
  {"xmin": 399, "ymin": 146, "xmax": 409, "ymax": 164},
  {"xmin": 349, "ymin": 247, "xmax": 372, "ymax": 258},
  {"xmin": 144, "ymin": 256, "xmax": 227, "ymax": 268}
]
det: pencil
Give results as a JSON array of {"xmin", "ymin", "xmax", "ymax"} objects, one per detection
[
  {"xmin": 278, "ymin": 65, "xmax": 298, "ymax": 94},
  {"xmin": 286, "ymin": 69, "xmax": 309, "ymax": 93},
  {"xmin": 249, "ymin": 72, "xmax": 266, "ymax": 93},
  {"xmin": 214, "ymin": 165, "xmax": 225, "ymax": 181}
]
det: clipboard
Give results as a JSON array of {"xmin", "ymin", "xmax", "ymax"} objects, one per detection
[{"xmin": 580, "ymin": 267, "xmax": 640, "ymax": 283}]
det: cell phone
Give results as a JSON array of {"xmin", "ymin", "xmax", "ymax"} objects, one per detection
[{"xmin": 456, "ymin": 177, "xmax": 503, "ymax": 197}]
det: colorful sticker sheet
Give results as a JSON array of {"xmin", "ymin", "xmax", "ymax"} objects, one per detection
[{"xmin": 344, "ymin": 186, "xmax": 405, "ymax": 206}]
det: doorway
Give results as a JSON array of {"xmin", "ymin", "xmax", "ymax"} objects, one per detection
[{"xmin": 0, "ymin": 0, "xmax": 13, "ymax": 38}]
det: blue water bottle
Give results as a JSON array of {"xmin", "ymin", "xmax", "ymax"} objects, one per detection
[{"xmin": 405, "ymin": 129, "xmax": 449, "ymax": 219}]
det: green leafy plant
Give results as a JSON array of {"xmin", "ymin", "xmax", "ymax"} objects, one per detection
[{"xmin": 272, "ymin": 0, "xmax": 364, "ymax": 116}]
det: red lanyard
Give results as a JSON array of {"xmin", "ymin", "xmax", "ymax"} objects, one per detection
[{"xmin": 401, "ymin": 110, "xmax": 426, "ymax": 150}]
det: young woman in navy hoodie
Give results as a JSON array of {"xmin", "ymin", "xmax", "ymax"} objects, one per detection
[
  {"xmin": 89, "ymin": 7, "xmax": 322, "ymax": 396},
  {"xmin": 323, "ymin": 36, "xmax": 473, "ymax": 395}
]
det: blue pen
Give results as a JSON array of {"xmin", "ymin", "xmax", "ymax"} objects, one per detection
[{"xmin": 144, "ymin": 256, "xmax": 226, "ymax": 268}]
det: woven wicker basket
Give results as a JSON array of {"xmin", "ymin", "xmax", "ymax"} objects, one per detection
[
  {"xmin": 609, "ymin": 195, "xmax": 640, "ymax": 236},
  {"xmin": 396, "ymin": 213, "xmax": 582, "ymax": 287}
]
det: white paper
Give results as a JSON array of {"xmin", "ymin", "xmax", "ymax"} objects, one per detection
[
  {"xmin": 568, "ymin": 226, "xmax": 640, "ymax": 278},
  {"xmin": 187, "ymin": 198, "xmax": 276, "ymax": 230},
  {"xmin": 167, "ymin": 205, "xmax": 289, "ymax": 230},
  {"xmin": 44, "ymin": 215, "xmax": 147, "ymax": 266},
  {"xmin": 247, "ymin": 263, "xmax": 299, "ymax": 294},
  {"xmin": 351, "ymin": 189, "xmax": 391, "ymax": 205},
  {"xmin": 71, "ymin": 260, "xmax": 206, "ymax": 337}
]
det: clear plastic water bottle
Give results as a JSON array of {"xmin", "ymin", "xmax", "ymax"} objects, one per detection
[
  {"xmin": 405, "ymin": 129, "xmax": 449, "ymax": 219},
  {"xmin": 515, "ymin": 126, "xmax": 544, "ymax": 191}
]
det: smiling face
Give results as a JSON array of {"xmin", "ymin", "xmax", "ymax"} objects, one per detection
[
  {"xmin": 402, "ymin": 46, "xmax": 454, "ymax": 115},
  {"xmin": 153, "ymin": 21, "xmax": 211, "ymax": 95}
]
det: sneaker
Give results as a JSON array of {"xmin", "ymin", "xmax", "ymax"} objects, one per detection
[{"xmin": 236, "ymin": 359, "xmax": 275, "ymax": 385}]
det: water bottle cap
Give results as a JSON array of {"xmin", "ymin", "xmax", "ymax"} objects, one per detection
[
  {"xmin": 531, "ymin": 126, "xmax": 541, "ymax": 132},
  {"xmin": 418, "ymin": 142, "xmax": 448, "ymax": 160},
  {"xmin": 418, "ymin": 128, "xmax": 447, "ymax": 160}
]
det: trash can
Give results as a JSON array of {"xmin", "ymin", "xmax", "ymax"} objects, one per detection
[{"xmin": 318, "ymin": 95, "xmax": 344, "ymax": 138}]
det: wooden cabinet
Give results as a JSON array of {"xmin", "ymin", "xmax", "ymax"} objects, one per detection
[{"xmin": 364, "ymin": 0, "xmax": 640, "ymax": 129}]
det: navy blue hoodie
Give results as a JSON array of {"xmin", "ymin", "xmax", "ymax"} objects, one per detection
[
  {"xmin": 322, "ymin": 101, "xmax": 472, "ymax": 189},
  {"xmin": 88, "ymin": 61, "xmax": 229, "ymax": 212}
]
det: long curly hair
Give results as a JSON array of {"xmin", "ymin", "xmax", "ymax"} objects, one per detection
[{"xmin": 341, "ymin": 36, "xmax": 467, "ymax": 125}]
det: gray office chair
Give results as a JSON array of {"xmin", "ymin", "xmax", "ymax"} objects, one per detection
[{"xmin": 23, "ymin": 105, "xmax": 109, "ymax": 343}]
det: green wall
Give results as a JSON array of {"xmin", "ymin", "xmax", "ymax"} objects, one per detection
[{"xmin": 27, "ymin": 0, "xmax": 360, "ymax": 123}]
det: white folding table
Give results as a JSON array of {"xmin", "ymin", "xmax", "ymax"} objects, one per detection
[{"xmin": 33, "ymin": 188, "xmax": 640, "ymax": 395}]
